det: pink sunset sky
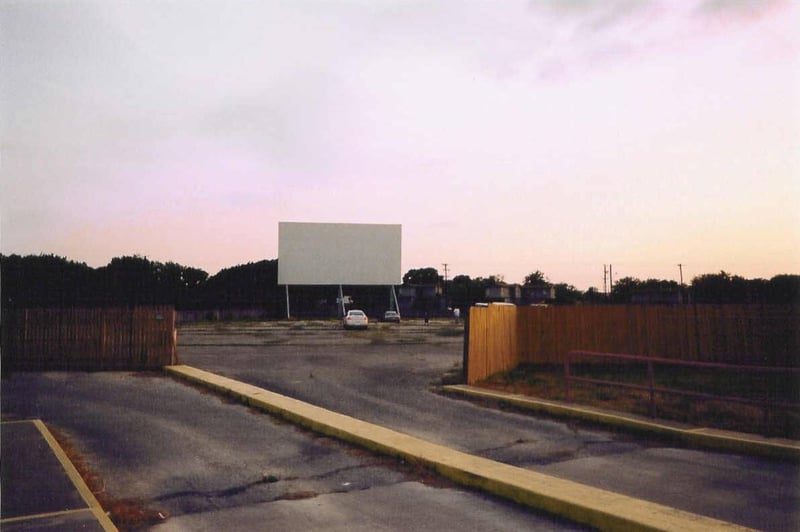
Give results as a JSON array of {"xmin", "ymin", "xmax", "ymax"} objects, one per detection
[{"xmin": 1, "ymin": 0, "xmax": 798, "ymax": 290}]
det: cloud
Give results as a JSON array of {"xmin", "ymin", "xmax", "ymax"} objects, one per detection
[{"xmin": 698, "ymin": 0, "xmax": 786, "ymax": 17}]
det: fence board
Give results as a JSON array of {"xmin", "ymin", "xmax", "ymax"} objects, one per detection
[
  {"xmin": 467, "ymin": 304, "xmax": 798, "ymax": 384},
  {"xmin": 2, "ymin": 306, "xmax": 177, "ymax": 371},
  {"xmin": 466, "ymin": 306, "xmax": 487, "ymax": 383}
]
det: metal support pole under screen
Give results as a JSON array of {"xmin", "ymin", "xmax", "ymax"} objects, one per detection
[{"xmin": 390, "ymin": 286, "xmax": 400, "ymax": 317}]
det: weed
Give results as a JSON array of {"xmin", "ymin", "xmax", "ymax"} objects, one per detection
[
  {"xmin": 477, "ymin": 364, "xmax": 800, "ymax": 439},
  {"xmin": 435, "ymin": 327, "xmax": 465, "ymax": 337},
  {"xmin": 48, "ymin": 426, "xmax": 168, "ymax": 529}
]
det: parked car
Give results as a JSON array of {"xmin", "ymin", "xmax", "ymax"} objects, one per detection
[
  {"xmin": 343, "ymin": 309, "xmax": 369, "ymax": 330},
  {"xmin": 382, "ymin": 310, "xmax": 401, "ymax": 323}
]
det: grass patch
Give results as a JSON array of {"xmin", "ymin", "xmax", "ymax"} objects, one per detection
[
  {"xmin": 395, "ymin": 335, "xmax": 427, "ymax": 344},
  {"xmin": 49, "ymin": 426, "xmax": 168, "ymax": 529},
  {"xmin": 478, "ymin": 363, "xmax": 800, "ymax": 439},
  {"xmin": 435, "ymin": 327, "xmax": 465, "ymax": 337},
  {"xmin": 369, "ymin": 333, "xmax": 390, "ymax": 345}
]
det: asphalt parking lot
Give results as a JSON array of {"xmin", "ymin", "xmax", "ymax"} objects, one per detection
[
  {"xmin": 176, "ymin": 320, "xmax": 800, "ymax": 530},
  {"xmin": 2, "ymin": 319, "xmax": 798, "ymax": 530},
  {"xmin": 0, "ymin": 321, "xmax": 585, "ymax": 531}
]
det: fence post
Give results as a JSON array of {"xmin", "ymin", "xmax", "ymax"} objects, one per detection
[
  {"xmin": 564, "ymin": 351, "xmax": 572, "ymax": 403},
  {"xmin": 462, "ymin": 309, "xmax": 469, "ymax": 384},
  {"xmin": 647, "ymin": 359, "xmax": 655, "ymax": 418},
  {"xmin": 23, "ymin": 309, "xmax": 29, "ymax": 367}
]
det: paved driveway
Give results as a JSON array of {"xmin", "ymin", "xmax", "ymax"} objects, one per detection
[{"xmin": 176, "ymin": 320, "xmax": 800, "ymax": 530}]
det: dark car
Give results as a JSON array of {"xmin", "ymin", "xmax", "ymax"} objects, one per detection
[{"xmin": 382, "ymin": 310, "xmax": 401, "ymax": 323}]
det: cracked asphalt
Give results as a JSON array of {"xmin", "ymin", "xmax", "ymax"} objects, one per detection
[{"xmin": 176, "ymin": 320, "xmax": 800, "ymax": 530}]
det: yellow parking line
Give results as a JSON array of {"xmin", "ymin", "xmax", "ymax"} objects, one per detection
[
  {"xmin": 31, "ymin": 419, "xmax": 118, "ymax": 532},
  {"xmin": 0, "ymin": 507, "xmax": 95, "ymax": 525}
]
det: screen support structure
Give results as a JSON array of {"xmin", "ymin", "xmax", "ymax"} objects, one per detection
[
  {"xmin": 390, "ymin": 286, "xmax": 400, "ymax": 317},
  {"xmin": 338, "ymin": 285, "xmax": 346, "ymax": 317},
  {"xmin": 284, "ymin": 284, "xmax": 398, "ymax": 320}
]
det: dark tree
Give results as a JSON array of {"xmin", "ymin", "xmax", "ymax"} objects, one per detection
[
  {"xmin": 690, "ymin": 271, "xmax": 749, "ymax": 303},
  {"xmin": 552, "ymin": 283, "xmax": 582, "ymax": 304},
  {"xmin": 609, "ymin": 276, "xmax": 641, "ymax": 303},
  {"xmin": 524, "ymin": 270, "xmax": 549, "ymax": 286},
  {"xmin": 1, "ymin": 254, "xmax": 94, "ymax": 308},
  {"xmin": 202, "ymin": 259, "xmax": 279, "ymax": 311},
  {"xmin": 402, "ymin": 267, "xmax": 441, "ymax": 285},
  {"xmin": 765, "ymin": 275, "xmax": 800, "ymax": 304},
  {"xmin": 448, "ymin": 274, "xmax": 488, "ymax": 308},
  {"xmin": 583, "ymin": 287, "xmax": 606, "ymax": 304},
  {"xmin": 95, "ymin": 255, "xmax": 162, "ymax": 306}
]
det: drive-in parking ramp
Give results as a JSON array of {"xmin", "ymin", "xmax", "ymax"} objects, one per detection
[{"xmin": 166, "ymin": 365, "xmax": 752, "ymax": 531}]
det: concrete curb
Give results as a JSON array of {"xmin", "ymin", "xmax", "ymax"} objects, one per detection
[
  {"xmin": 166, "ymin": 365, "xmax": 752, "ymax": 532},
  {"xmin": 441, "ymin": 385, "xmax": 800, "ymax": 462}
]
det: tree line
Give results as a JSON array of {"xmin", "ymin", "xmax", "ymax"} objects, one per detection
[
  {"xmin": 1, "ymin": 254, "xmax": 797, "ymax": 314},
  {"xmin": 391, "ymin": 266, "xmax": 797, "ymax": 306}
]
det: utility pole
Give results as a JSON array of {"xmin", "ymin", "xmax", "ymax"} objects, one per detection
[
  {"xmin": 678, "ymin": 263, "xmax": 684, "ymax": 286},
  {"xmin": 603, "ymin": 265, "xmax": 608, "ymax": 296},
  {"xmin": 609, "ymin": 264, "xmax": 613, "ymax": 295},
  {"xmin": 441, "ymin": 263, "xmax": 450, "ymax": 304}
]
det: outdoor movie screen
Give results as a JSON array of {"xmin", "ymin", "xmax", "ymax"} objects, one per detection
[{"xmin": 278, "ymin": 222, "xmax": 402, "ymax": 285}]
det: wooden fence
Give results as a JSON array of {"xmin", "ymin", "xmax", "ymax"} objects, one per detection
[
  {"xmin": 466, "ymin": 304, "xmax": 799, "ymax": 384},
  {"xmin": 1, "ymin": 306, "xmax": 177, "ymax": 371}
]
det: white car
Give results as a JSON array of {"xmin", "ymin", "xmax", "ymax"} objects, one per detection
[{"xmin": 343, "ymin": 309, "xmax": 368, "ymax": 330}]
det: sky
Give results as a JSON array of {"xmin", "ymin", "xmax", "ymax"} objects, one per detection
[{"xmin": 1, "ymin": 0, "xmax": 798, "ymax": 290}]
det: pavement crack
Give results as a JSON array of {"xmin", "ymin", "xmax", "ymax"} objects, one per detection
[
  {"xmin": 304, "ymin": 463, "xmax": 376, "ymax": 481},
  {"xmin": 152, "ymin": 464, "xmax": 379, "ymax": 505},
  {"xmin": 154, "ymin": 479, "xmax": 266, "ymax": 502},
  {"xmin": 475, "ymin": 438, "xmax": 531, "ymax": 454}
]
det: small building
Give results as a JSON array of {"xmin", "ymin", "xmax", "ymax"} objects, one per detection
[
  {"xmin": 486, "ymin": 284, "xmax": 556, "ymax": 305},
  {"xmin": 485, "ymin": 283, "xmax": 522, "ymax": 303},
  {"xmin": 523, "ymin": 286, "xmax": 556, "ymax": 304}
]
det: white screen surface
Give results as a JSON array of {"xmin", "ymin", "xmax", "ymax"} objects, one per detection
[{"xmin": 278, "ymin": 222, "xmax": 402, "ymax": 285}]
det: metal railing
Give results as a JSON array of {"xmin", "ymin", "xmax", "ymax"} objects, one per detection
[{"xmin": 565, "ymin": 350, "xmax": 800, "ymax": 421}]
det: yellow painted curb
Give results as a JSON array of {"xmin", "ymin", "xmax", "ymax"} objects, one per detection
[
  {"xmin": 166, "ymin": 365, "xmax": 752, "ymax": 532},
  {"xmin": 441, "ymin": 385, "xmax": 800, "ymax": 462}
]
